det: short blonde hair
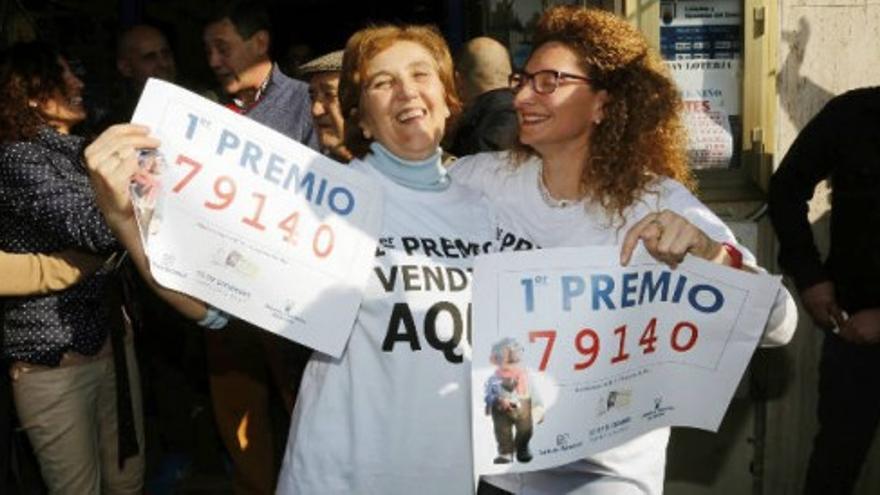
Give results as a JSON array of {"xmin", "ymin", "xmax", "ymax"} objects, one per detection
[{"xmin": 338, "ymin": 24, "xmax": 462, "ymax": 158}]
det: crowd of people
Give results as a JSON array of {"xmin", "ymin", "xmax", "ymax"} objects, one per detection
[{"xmin": 6, "ymin": 0, "xmax": 855, "ymax": 494}]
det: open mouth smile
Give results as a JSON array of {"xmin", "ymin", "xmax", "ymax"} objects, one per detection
[{"xmin": 396, "ymin": 108, "xmax": 427, "ymax": 123}]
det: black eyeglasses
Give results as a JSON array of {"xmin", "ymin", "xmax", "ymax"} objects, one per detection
[{"xmin": 508, "ymin": 70, "xmax": 592, "ymax": 95}]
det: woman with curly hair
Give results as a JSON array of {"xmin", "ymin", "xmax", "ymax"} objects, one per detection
[
  {"xmin": 0, "ymin": 42, "xmax": 144, "ymax": 494},
  {"xmin": 451, "ymin": 6, "xmax": 795, "ymax": 494}
]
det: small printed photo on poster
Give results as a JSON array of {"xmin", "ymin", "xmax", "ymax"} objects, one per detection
[
  {"xmin": 483, "ymin": 337, "xmax": 545, "ymax": 465},
  {"xmin": 130, "ymin": 149, "xmax": 168, "ymax": 246}
]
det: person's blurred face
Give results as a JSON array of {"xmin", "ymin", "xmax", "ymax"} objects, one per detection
[
  {"xmin": 35, "ymin": 58, "xmax": 86, "ymax": 134},
  {"xmin": 203, "ymin": 18, "xmax": 269, "ymax": 97},
  {"xmin": 308, "ymin": 71, "xmax": 346, "ymax": 155},
  {"xmin": 513, "ymin": 41, "xmax": 607, "ymax": 155},
  {"xmin": 358, "ymin": 40, "xmax": 450, "ymax": 161},
  {"xmin": 499, "ymin": 347, "xmax": 515, "ymax": 371},
  {"xmin": 118, "ymin": 27, "xmax": 177, "ymax": 87}
]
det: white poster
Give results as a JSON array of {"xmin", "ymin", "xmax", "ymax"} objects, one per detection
[
  {"xmin": 471, "ymin": 247, "xmax": 780, "ymax": 475},
  {"xmin": 131, "ymin": 79, "xmax": 383, "ymax": 358}
]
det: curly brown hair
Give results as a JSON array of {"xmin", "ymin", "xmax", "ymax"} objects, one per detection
[
  {"xmin": 515, "ymin": 6, "xmax": 694, "ymax": 223},
  {"xmin": 0, "ymin": 42, "xmax": 68, "ymax": 143},
  {"xmin": 338, "ymin": 24, "xmax": 462, "ymax": 158}
]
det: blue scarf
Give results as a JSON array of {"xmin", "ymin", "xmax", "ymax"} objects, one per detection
[{"xmin": 365, "ymin": 142, "xmax": 450, "ymax": 191}]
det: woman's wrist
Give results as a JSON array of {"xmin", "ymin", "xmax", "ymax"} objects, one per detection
[
  {"xmin": 692, "ymin": 232, "xmax": 724, "ymax": 263},
  {"xmin": 705, "ymin": 240, "xmax": 744, "ymax": 269}
]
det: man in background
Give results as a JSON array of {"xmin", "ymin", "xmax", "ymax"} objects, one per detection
[
  {"xmin": 117, "ymin": 24, "xmax": 176, "ymax": 90},
  {"xmin": 114, "ymin": 24, "xmax": 177, "ymax": 122},
  {"xmin": 203, "ymin": 0, "xmax": 316, "ymax": 146},
  {"xmin": 84, "ymin": 24, "xmax": 177, "ymax": 134},
  {"xmin": 448, "ymin": 36, "xmax": 518, "ymax": 156},
  {"xmin": 202, "ymin": 2, "xmax": 316, "ymax": 493},
  {"xmin": 299, "ymin": 50, "xmax": 351, "ymax": 162},
  {"xmin": 768, "ymin": 87, "xmax": 880, "ymax": 495}
]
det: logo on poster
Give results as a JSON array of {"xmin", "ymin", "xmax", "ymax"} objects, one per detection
[
  {"xmin": 597, "ymin": 389, "xmax": 632, "ymax": 416},
  {"xmin": 556, "ymin": 433, "xmax": 570, "ymax": 448},
  {"xmin": 643, "ymin": 396, "xmax": 675, "ymax": 421}
]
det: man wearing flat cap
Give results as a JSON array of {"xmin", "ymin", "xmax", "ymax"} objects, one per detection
[{"xmin": 299, "ymin": 50, "xmax": 352, "ymax": 163}]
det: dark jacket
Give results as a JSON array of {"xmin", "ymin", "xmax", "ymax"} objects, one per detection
[
  {"xmin": 449, "ymin": 88, "xmax": 518, "ymax": 157},
  {"xmin": 0, "ymin": 128, "xmax": 118, "ymax": 365},
  {"xmin": 768, "ymin": 87, "xmax": 880, "ymax": 312}
]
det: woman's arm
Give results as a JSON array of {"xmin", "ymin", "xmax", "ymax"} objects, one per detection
[
  {"xmin": 620, "ymin": 203, "xmax": 797, "ymax": 347},
  {"xmin": 84, "ymin": 124, "xmax": 208, "ymax": 321},
  {"xmin": 0, "ymin": 249, "xmax": 104, "ymax": 296}
]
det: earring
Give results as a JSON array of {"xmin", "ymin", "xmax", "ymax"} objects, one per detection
[
  {"xmin": 362, "ymin": 129, "xmax": 372, "ymax": 139},
  {"xmin": 594, "ymin": 118, "xmax": 602, "ymax": 125},
  {"xmin": 28, "ymin": 101, "xmax": 38, "ymax": 108}
]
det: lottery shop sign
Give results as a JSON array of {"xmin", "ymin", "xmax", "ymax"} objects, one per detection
[
  {"xmin": 470, "ymin": 246, "xmax": 781, "ymax": 475},
  {"xmin": 132, "ymin": 79, "xmax": 382, "ymax": 357}
]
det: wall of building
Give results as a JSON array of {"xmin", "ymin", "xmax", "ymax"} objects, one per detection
[{"xmin": 765, "ymin": 1, "xmax": 880, "ymax": 493}]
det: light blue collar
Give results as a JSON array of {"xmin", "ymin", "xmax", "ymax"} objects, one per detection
[{"xmin": 365, "ymin": 142, "xmax": 450, "ymax": 191}]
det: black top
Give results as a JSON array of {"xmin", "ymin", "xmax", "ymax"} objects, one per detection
[
  {"xmin": 768, "ymin": 87, "xmax": 880, "ymax": 312},
  {"xmin": 449, "ymin": 88, "xmax": 518, "ymax": 157},
  {"xmin": 0, "ymin": 128, "xmax": 118, "ymax": 366}
]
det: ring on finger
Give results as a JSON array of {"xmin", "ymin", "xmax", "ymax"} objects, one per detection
[{"xmin": 650, "ymin": 218, "xmax": 665, "ymax": 234}]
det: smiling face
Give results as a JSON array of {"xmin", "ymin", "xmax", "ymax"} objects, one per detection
[
  {"xmin": 35, "ymin": 57, "xmax": 86, "ymax": 134},
  {"xmin": 357, "ymin": 40, "xmax": 450, "ymax": 161},
  {"xmin": 514, "ymin": 41, "xmax": 607, "ymax": 157},
  {"xmin": 203, "ymin": 18, "xmax": 270, "ymax": 99}
]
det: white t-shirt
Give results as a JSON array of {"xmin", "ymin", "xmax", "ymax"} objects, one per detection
[
  {"xmin": 277, "ymin": 158, "xmax": 495, "ymax": 495},
  {"xmin": 449, "ymin": 152, "xmax": 796, "ymax": 495}
]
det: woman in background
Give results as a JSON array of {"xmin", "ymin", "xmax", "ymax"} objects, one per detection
[{"xmin": 0, "ymin": 41, "xmax": 144, "ymax": 494}]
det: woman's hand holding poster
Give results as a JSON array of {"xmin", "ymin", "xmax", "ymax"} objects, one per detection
[
  {"xmin": 130, "ymin": 79, "xmax": 383, "ymax": 358},
  {"xmin": 471, "ymin": 246, "xmax": 781, "ymax": 475}
]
